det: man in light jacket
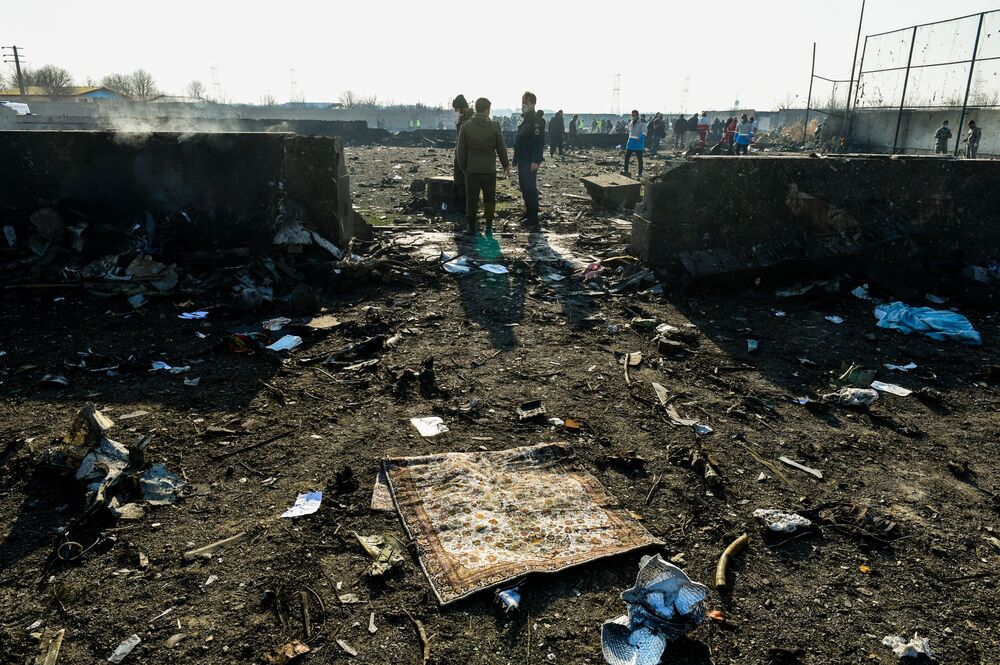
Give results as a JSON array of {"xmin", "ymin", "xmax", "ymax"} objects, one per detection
[
  {"xmin": 623, "ymin": 109, "xmax": 647, "ymax": 178},
  {"xmin": 934, "ymin": 120, "xmax": 952, "ymax": 154},
  {"xmin": 734, "ymin": 113, "xmax": 753, "ymax": 156}
]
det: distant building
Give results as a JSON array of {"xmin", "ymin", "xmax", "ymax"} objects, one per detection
[{"xmin": 0, "ymin": 86, "xmax": 127, "ymax": 102}]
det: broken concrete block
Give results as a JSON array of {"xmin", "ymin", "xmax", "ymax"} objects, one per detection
[
  {"xmin": 425, "ymin": 175, "xmax": 458, "ymax": 210},
  {"xmin": 581, "ymin": 173, "xmax": 642, "ymax": 209}
]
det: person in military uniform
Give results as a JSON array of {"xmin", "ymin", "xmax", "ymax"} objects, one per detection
[
  {"xmin": 456, "ymin": 97, "xmax": 510, "ymax": 235},
  {"xmin": 512, "ymin": 91, "xmax": 545, "ymax": 228},
  {"xmin": 549, "ymin": 110, "xmax": 566, "ymax": 157},
  {"xmin": 452, "ymin": 94, "xmax": 474, "ymax": 212}
]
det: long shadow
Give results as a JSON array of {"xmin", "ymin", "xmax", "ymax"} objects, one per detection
[
  {"xmin": 0, "ymin": 467, "xmax": 81, "ymax": 574},
  {"xmin": 524, "ymin": 230, "xmax": 599, "ymax": 330},
  {"xmin": 453, "ymin": 229, "xmax": 526, "ymax": 351}
]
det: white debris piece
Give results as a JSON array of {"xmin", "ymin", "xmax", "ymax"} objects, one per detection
[
  {"xmin": 410, "ymin": 416, "xmax": 448, "ymax": 437},
  {"xmin": 753, "ymin": 509, "xmax": 813, "ymax": 533},
  {"xmin": 822, "ymin": 387, "xmax": 879, "ymax": 407},
  {"xmin": 882, "ymin": 633, "xmax": 934, "ymax": 659},
  {"xmin": 871, "ymin": 381, "xmax": 912, "ymax": 397},
  {"xmin": 107, "ymin": 634, "xmax": 141, "ymax": 663}
]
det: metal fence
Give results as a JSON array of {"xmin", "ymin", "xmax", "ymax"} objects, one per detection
[{"xmin": 853, "ymin": 9, "xmax": 1000, "ymax": 153}]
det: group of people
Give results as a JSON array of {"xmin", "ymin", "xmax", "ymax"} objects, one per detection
[
  {"xmin": 451, "ymin": 92, "xmax": 545, "ymax": 235},
  {"xmin": 934, "ymin": 119, "xmax": 982, "ymax": 158}
]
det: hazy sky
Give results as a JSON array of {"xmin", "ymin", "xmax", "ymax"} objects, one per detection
[{"xmin": 4, "ymin": 0, "xmax": 999, "ymax": 111}]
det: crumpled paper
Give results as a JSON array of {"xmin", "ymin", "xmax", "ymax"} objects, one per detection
[
  {"xmin": 882, "ymin": 632, "xmax": 934, "ymax": 659},
  {"xmin": 601, "ymin": 554, "xmax": 708, "ymax": 665}
]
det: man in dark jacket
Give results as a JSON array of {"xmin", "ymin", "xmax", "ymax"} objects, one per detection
[
  {"xmin": 452, "ymin": 94, "xmax": 474, "ymax": 212},
  {"xmin": 568, "ymin": 114, "xmax": 579, "ymax": 150},
  {"xmin": 673, "ymin": 115, "xmax": 687, "ymax": 148},
  {"xmin": 549, "ymin": 110, "xmax": 566, "ymax": 157},
  {"xmin": 456, "ymin": 97, "xmax": 510, "ymax": 235},
  {"xmin": 963, "ymin": 120, "xmax": 982, "ymax": 158},
  {"xmin": 513, "ymin": 91, "xmax": 545, "ymax": 228}
]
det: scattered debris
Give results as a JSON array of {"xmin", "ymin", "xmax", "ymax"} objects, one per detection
[
  {"xmin": 516, "ymin": 400, "xmax": 546, "ymax": 421},
  {"xmin": 495, "ymin": 584, "xmax": 522, "ymax": 613},
  {"xmin": 355, "ymin": 532, "xmax": 406, "ymax": 577},
  {"xmin": 822, "ymin": 387, "xmax": 879, "ymax": 407},
  {"xmin": 265, "ymin": 335, "xmax": 303, "ymax": 352},
  {"xmin": 778, "ymin": 457, "xmax": 823, "ymax": 480},
  {"xmin": 265, "ymin": 640, "xmax": 310, "ymax": 664}
]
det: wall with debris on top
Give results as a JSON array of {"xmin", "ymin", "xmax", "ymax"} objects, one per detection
[
  {"xmin": 632, "ymin": 155, "xmax": 1000, "ymax": 277},
  {"xmin": 0, "ymin": 130, "xmax": 353, "ymax": 267}
]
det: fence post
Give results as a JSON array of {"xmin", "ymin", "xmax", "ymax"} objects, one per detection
[
  {"xmin": 955, "ymin": 12, "xmax": 986, "ymax": 156},
  {"xmin": 804, "ymin": 42, "xmax": 816, "ymax": 145},
  {"xmin": 844, "ymin": 0, "xmax": 867, "ymax": 140},
  {"xmin": 892, "ymin": 27, "xmax": 918, "ymax": 154},
  {"xmin": 849, "ymin": 36, "xmax": 870, "ymax": 141}
]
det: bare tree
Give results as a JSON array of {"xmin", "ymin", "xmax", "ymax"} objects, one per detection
[
  {"xmin": 259, "ymin": 93, "xmax": 276, "ymax": 106},
  {"xmin": 777, "ymin": 93, "xmax": 798, "ymax": 110},
  {"xmin": 101, "ymin": 73, "xmax": 135, "ymax": 97},
  {"xmin": 186, "ymin": 80, "xmax": 206, "ymax": 100},
  {"xmin": 339, "ymin": 90, "xmax": 357, "ymax": 107},
  {"xmin": 129, "ymin": 69, "xmax": 158, "ymax": 101},
  {"xmin": 21, "ymin": 65, "xmax": 74, "ymax": 95}
]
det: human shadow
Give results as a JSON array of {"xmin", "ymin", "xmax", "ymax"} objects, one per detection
[{"xmin": 453, "ymin": 229, "xmax": 526, "ymax": 351}]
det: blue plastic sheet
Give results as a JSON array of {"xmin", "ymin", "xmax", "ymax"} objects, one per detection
[{"xmin": 874, "ymin": 302, "xmax": 981, "ymax": 346}]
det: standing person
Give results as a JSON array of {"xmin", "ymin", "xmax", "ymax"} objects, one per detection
[
  {"xmin": 749, "ymin": 116, "xmax": 759, "ymax": 143},
  {"xmin": 962, "ymin": 120, "xmax": 982, "ymax": 158},
  {"xmin": 687, "ymin": 114, "xmax": 699, "ymax": 143},
  {"xmin": 452, "ymin": 95, "xmax": 474, "ymax": 213},
  {"xmin": 623, "ymin": 109, "xmax": 647, "ymax": 178},
  {"xmin": 734, "ymin": 113, "xmax": 753, "ymax": 155},
  {"xmin": 592, "ymin": 118, "xmax": 600, "ymax": 133},
  {"xmin": 696, "ymin": 111, "xmax": 710, "ymax": 148},
  {"xmin": 723, "ymin": 116, "xmax": 738, "ymax": 152},
  {"xmin": 648, "ymin": 112, "xmax": 665, "ymax": 157},
  {"xmin": 934, "ymin": 120, "xmax": 952, "ymax": 154},
  {"xmin": 568, "ymin": 114, "xmax": 579, "ymax": 149},
  {"xmin": 513, "ymin": 91, "xmax": 545, "ymax": 228},
  {"xmin": 456, "ymin": 97, "xmax": 510, "ymax": 235},
  {"xmin": 549, "ymin": 110, "xmax": 566, "ymax": 157},
  {"xmin": 673, "ymin": 115, "xmax": 687, "ymax": 148}
]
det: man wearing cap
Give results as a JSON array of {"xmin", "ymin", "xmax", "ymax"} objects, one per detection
[
  {"xmin": 513, "ymin": 91, "xmax": 545, "ymax": 228},
  {"xmin": 452, "ymin": 94, "xmax": 474, "ymax": 212},
  {"xmin": 456, "ymin": 97, "xmax": 510, "ymax": 235}
]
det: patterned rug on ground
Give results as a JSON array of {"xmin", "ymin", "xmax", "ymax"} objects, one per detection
[{"xmin": 380, "ymin": 442, "xmax": 661, "ymax": 605}]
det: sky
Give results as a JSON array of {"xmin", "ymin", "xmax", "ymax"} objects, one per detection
[{"xmin": 4, "ymin": 0, "xmax": 999, "ymax": 112}]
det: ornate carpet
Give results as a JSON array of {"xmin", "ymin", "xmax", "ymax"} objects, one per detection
[{"xmin": 378, "ymin": 443, "xmax": 661, "ymax": 604}]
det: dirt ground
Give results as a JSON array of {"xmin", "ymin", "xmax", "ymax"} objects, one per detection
[{"xmin": 2, "ymin": 144, "xmax": 999, "ymax": 665}]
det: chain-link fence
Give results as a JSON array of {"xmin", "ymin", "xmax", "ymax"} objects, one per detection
[{"xmin": 853, "ymin": 10, "xmax": 1000, "ymax": 153}]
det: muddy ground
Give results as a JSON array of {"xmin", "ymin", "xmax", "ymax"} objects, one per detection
[{"xmin": 2, "ymin": 144, "xmax": 999, "ymax": 664}]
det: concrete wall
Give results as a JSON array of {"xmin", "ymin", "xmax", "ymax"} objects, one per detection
[
  {"xmin": 633, "ymin": 155, "xmax": 1000, "ymax": 276},
  {"xmin": 0, "ymin": 130, "xmax": 353, "ymax": 253},
  {"xmin": 851, "ymin": 108, "xmax": 1000, "ymax": 156}
]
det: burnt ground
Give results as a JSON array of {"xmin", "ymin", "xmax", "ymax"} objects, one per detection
[{"xmin": 2, "ymin": 145, "xmax": 1000, "ymax": 665}]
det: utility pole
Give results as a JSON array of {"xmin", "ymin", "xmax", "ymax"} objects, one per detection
[
  {"xmin": 2, "ymin": 46, "xmax": 27, "ymax": 98},
  {"xmin": 680, "ymin": 75, "xmax": 690, "ymax": 114}
]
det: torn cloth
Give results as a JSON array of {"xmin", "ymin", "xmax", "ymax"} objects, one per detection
[{"xmin": 874, "ymin": 302, "xmax": 981, "ymax": 346}]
